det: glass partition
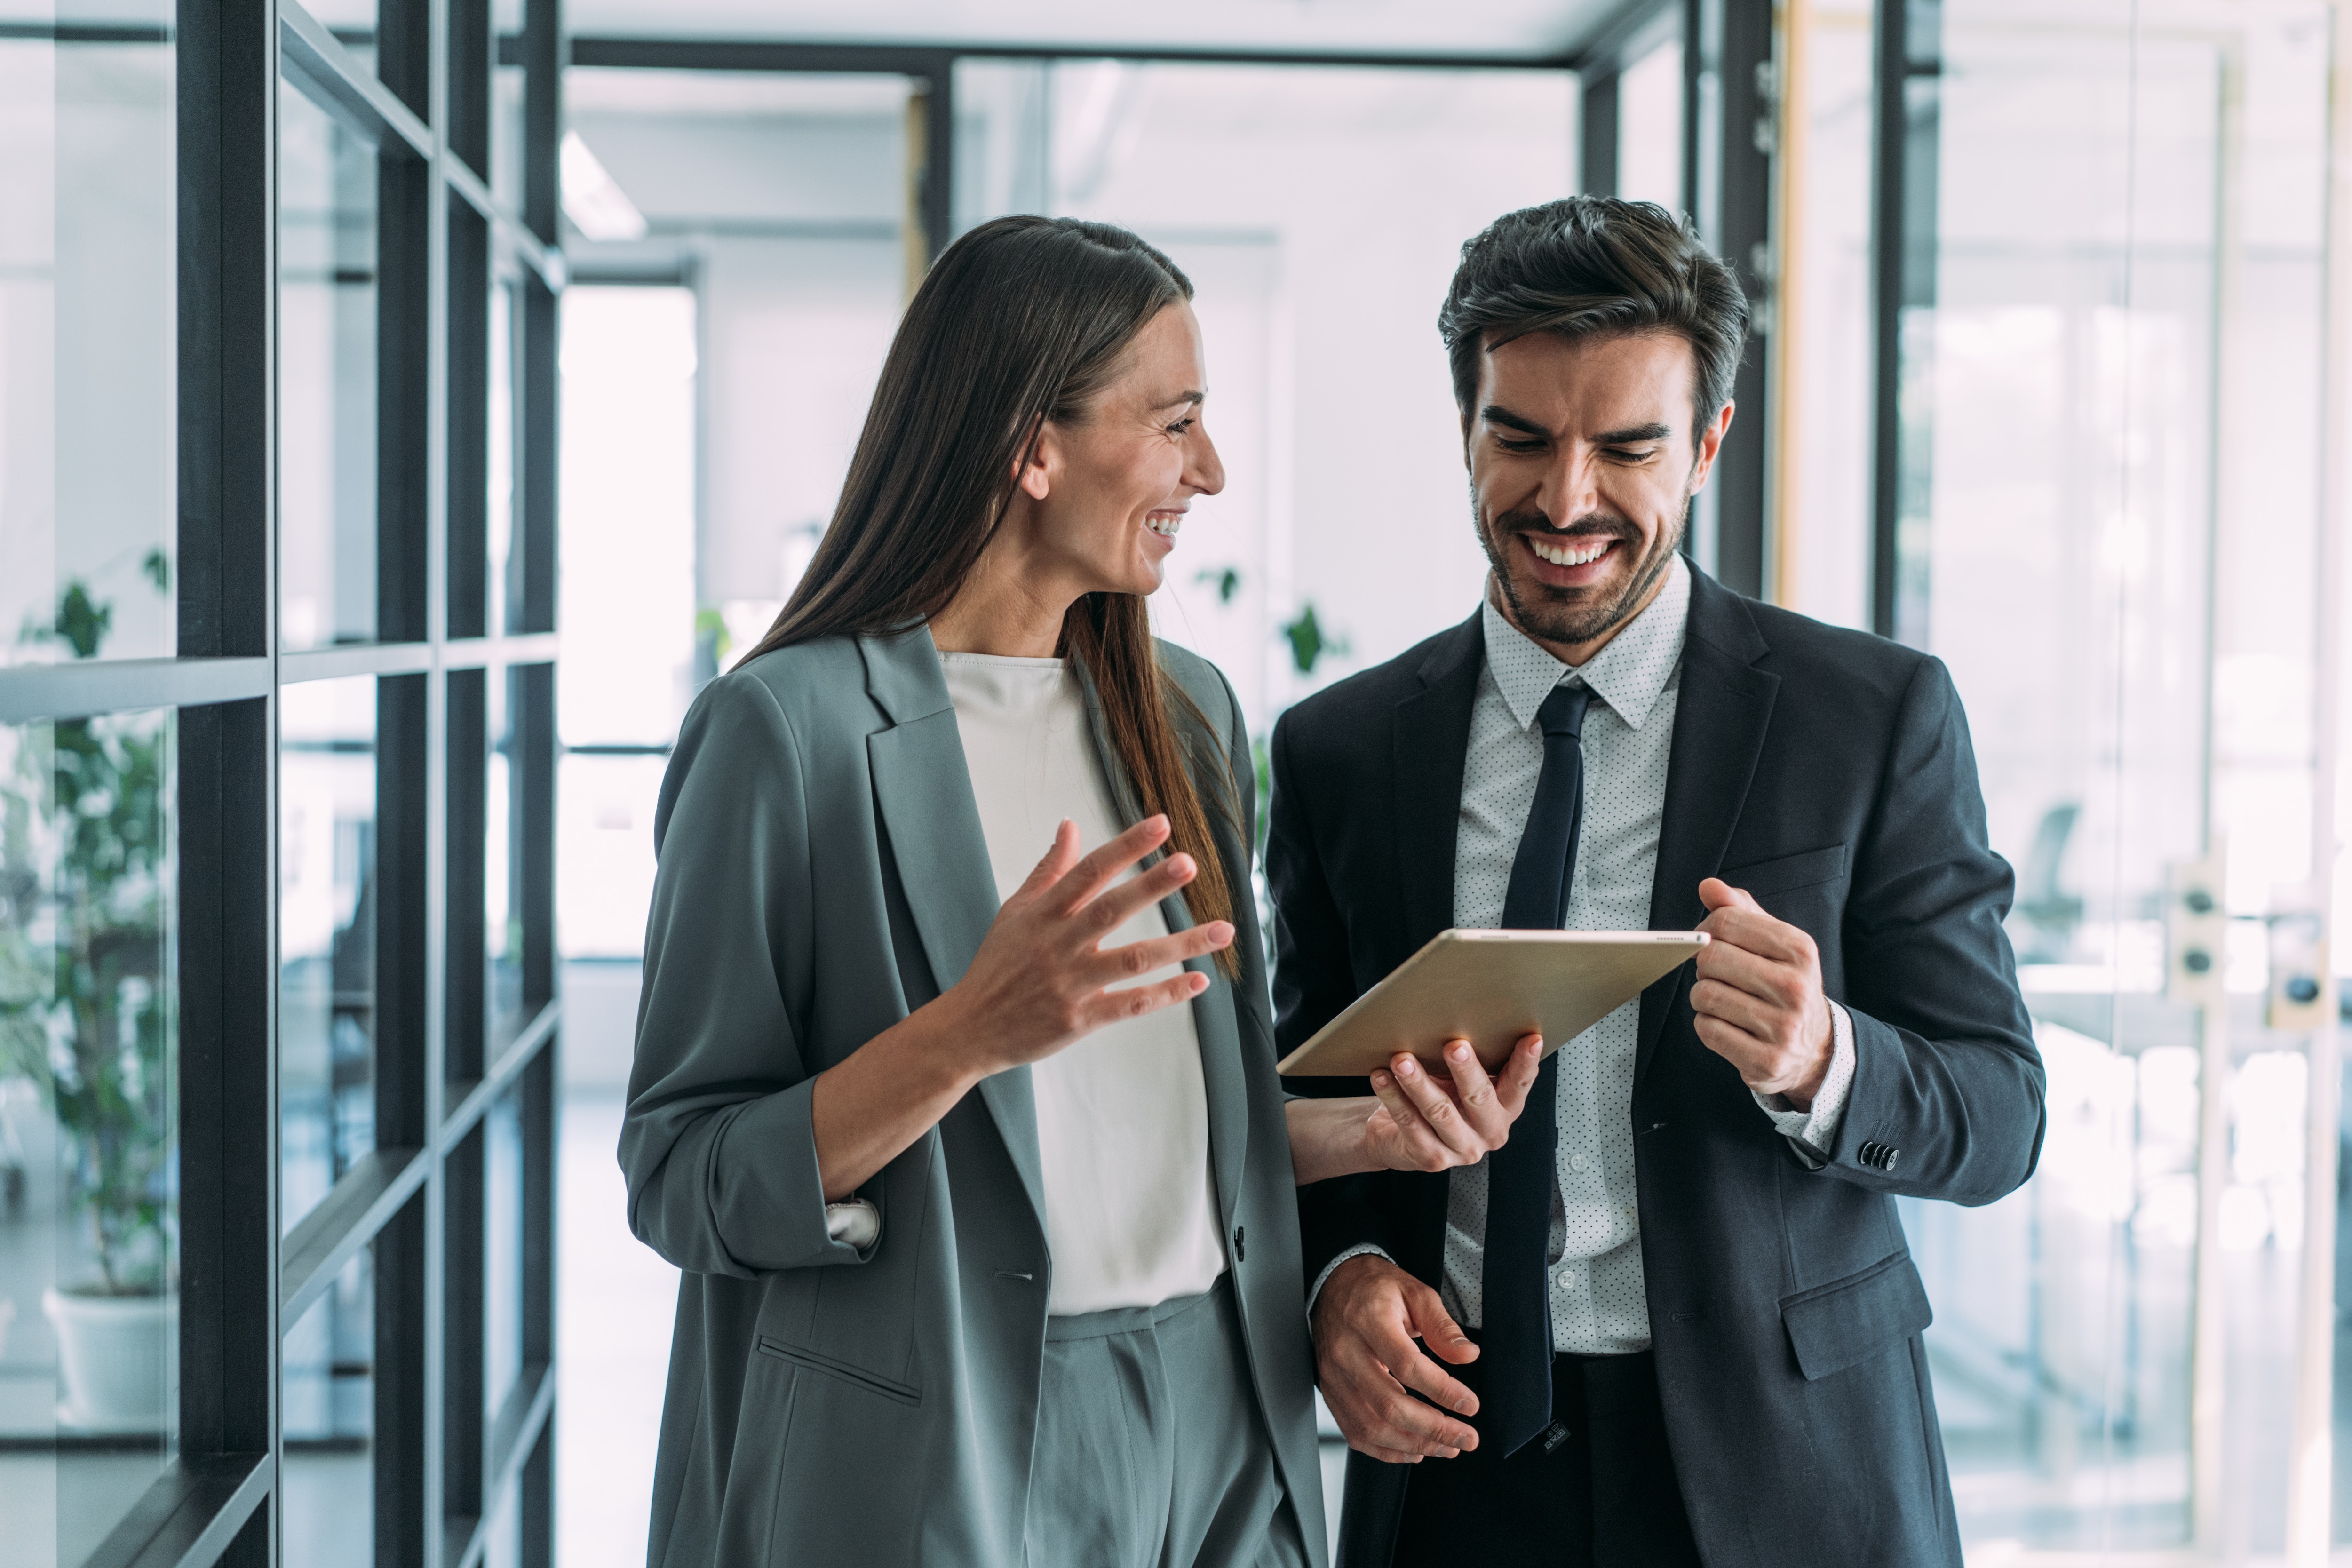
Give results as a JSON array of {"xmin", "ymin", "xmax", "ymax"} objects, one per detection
[
  {"xmin": 0, "ymin": 710, "xmax": 179, "ymax": 1564},
  {"xmin": 281, "ymin": 1250, "xmax": 375, "ymax": 1567},
  {"xmin": 0, "ymin": 15, "xmax": 178, "ymax": 670},
  {"xmin": 0, "ymin": 0, "xmax": 565, "ymax": 1558},
  {"xmin": 278, "ymin": 78, "xmax": 385, "ymax": 652},
  {"xmin": 279, "ymin": 677, "xmax": 381, "ymax": 1234},
  {"xmin": 1861, "ymin": 0, "xmax": 2337, "ymax": 1553}
]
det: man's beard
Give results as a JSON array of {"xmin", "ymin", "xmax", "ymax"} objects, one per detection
[{"xmin": 1473, "ymin": 485, "xmax": 1689, "ymax": 649}]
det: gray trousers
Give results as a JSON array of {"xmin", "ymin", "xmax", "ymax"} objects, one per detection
[{"xmin": 1026, "ymin": 1274, "xmax": 1314, "ymax": 1568}]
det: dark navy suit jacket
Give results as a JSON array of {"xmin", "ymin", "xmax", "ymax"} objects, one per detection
[{"xmin": 1271, "ymin": 568, "xmax": 2045, "ymax": 1568}]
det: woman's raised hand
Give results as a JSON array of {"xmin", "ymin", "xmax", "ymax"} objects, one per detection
[
  {"xmin": 1360, "ymin": 1035, "xmax": 1544, "ymax": 1173},
  {"xmin": 949, "ymin": 814, "xmax": 1234, "ymax": 1075}
]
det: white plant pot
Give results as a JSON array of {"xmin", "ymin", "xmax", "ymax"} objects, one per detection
[{"xmin": 41, "ymin": 1287, "xmax": 175, "ymax": 1434}]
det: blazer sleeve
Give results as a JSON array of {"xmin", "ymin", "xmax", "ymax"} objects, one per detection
[
  {"xmin": 1825, "ymin": 655, "xmax": 2048, "ymax": 1205},
  {"xmin": 618, "ymin": 672, "xmax": 874, "ymax": 1277},
  {"xmin": 1266, "ymin": 709, "xmax": 1400, "ymax": 1282}
]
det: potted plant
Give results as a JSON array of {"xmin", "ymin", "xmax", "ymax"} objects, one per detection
[{"xmin": 0, "ymin": 560, "xmax": 176, "ymax": 1432}]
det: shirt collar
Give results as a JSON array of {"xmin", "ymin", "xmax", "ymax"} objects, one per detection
[{"xmin": 1479, "ymin": 554, "xmax": 1691, "ymax": 732}]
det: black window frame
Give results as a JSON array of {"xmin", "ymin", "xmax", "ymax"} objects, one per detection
[{"xmin": 0, "ymin": 0, "xmax": 564, "ymax": 1563}]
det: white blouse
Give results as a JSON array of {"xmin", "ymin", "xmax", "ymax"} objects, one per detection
[{"xmin": 937, "ymin": 652, "xmax": 1228, "ymax": 1316}]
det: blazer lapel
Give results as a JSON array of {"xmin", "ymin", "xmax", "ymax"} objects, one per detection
[
  {"xmin": 1392, "ymin": 613, "xmax": 1486, "ymax": 955},
  {"xmin": 1070, "ymin": 655, "xmax": 1248, "ymax": 1227},
  {"xmin": 1638, "ymin": 573, "xmax": 1780, "ymax": 1083},
  {"xmin": 860, "ymin": 626, "xmax": 1049, "ymax": 1229}
]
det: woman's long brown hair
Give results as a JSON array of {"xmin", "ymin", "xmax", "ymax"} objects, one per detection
[{"xmin": 738, "ymin": 216, "xmax": 1239, "ymax": 964}]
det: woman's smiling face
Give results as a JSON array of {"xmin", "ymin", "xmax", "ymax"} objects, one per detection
[{"xmin": 1017, "ymin": 300, "xmax": 1227, "ymax": 600}]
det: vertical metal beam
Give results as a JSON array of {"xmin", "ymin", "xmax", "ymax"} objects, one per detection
[
  {"xmin": 522, "ymin": 0, "xmax": 561, "ymax": 248},
  {"xmin": 520, "ymin": 1419, "xmax": 555, "ymax": 1568},
  {"xmin": 450, "ymin": 0, "xmax": 490, "ymax": 177},
  {"xmin": 1867, "ymin": 0, "xmax": 1939, "ymax": 643},
  {"xmin": 516, "ymin": 663, "xmax": 556, "ymax": 1011},
  {"xmin": 1671, "ymin": 0, "xmax": 1772, "ymax": 597},
  {"xmin": 445, "ymin": 680, "xmax": 492, "ymax": 1549},
  {"xmin": 518, "ymin": 1032, "xmax": 558, "ymax": 1563},
  {"xmin": 176, "ymin": 697, "xmax": 281, "ymax": 1568},
  {"xmin": 377, "ymin": 1195, "xmax": 432, "ymax": 1568},
  {"xmin": 381, "ymin": 0, "xmax": 433, "ymax": 120},
  {"xmin": 448, "ymin": 206, "xmax": 491, "ymax": 644},
  {"xmin": 1682, "ymin": 0, "xmax": 1714, "ymax": 232},
  {"xmin": 1866, "ymin": 0, "xmax": 1905, "ymax": 639},
  {"xmin": 1581, "ymin": 70, "xmax": 1621, "ymax": 196},
  {"xmin": 178, "ymin": 0, "xmax": 282, "ymax": 1561},
  {"xmin": 379, "ymin": 665, "xmax": 435, "ymax": 1565},
  {"xmin": 2188, "ymin": 38, "xmax": 2248, "ymax": 1553},
  {"xmin": 1706, "ymin": 0, "xmax": 1773, "ymax": 600},
  {"xmin": 2285, "ymin": 7, "xmax": 2352, "ymax": 1557},
  {"xmin": 381, "ymin": 145, "xmax": 436, "ymax": 644},
  {"xmin": 443, "ymin": 1125, "xmax": 487, "ymax": 1540},
  {"xmin": 514, "ymin": 32, "xmax": 561, "ymax": 1560},
  {"xmin": 447, "ymin": 670, "xmax": 488, "ymax": 1083},
  {"xmin": 423, "ymin": 0, "xmax": 457, "ymax": 1556},
  {"xmin": 911, "ymin": 51, "xmax": 955, "ymax": 267}
]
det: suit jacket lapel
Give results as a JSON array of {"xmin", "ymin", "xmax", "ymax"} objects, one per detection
[
  {"xmin": 1639, "ymin": 573, "xmax": 1780, "ymax": 1083},
  {"xmin": 1384, "ymin": 613, "xmax": 1486, "ymax": 1269},
  {"xmin": 1070, "ymin": 656, "xmax": 1248, "ymax": 1227},
  {"xmin": 1393, "ymin": 613, "xmax": 1486, "ymax": 955},
  {"xmin": 860, "ymin": 626, "xmax": 1049, "ymax": 1230}
]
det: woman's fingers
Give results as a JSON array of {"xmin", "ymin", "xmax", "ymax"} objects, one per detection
[
  {"xmin": 1081, "ymin": 851, "xmax": 1201, "ymax": 937},
  {"xmin": 1049, "ymin": 815, "xmax": 1173, "ymax": 912},
  {"xmin": 1009, "ymin": 818, "xmax": 1083, "ymax": 904},
  {"xmin": 1076, "ymin": 966, "xmax": 1211, "ymax": 1032},
  {"xmin": 1082, "ymin": 921, "xmax": 1233, "ymax": 988}
]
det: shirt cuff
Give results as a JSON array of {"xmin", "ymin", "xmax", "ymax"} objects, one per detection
[
  {"xmin": 1750, "ymin": 1001, "xmax": 1857, "ymax": 1170},
  {"xmin": 1308, "ymin": 1244, "xmax": 1394, "ymax": 1324},
  {"xmin": 824, "ymin": 1199, "xmax": 881, "ymax": 1250}
]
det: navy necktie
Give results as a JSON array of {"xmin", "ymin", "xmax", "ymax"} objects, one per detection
[{"xmin": 1481, "ymin": 679, "xmax": 1593, "ymax": 1456}]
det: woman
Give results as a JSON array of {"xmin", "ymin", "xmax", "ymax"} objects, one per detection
[{"xmin": 621, "ymin": 215, "xmax": 1541, "ymax": 1568}]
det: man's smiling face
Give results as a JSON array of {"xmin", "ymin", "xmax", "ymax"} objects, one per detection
[{"xmin": 1466, "ymin": 329, "xmax": 1732, "ymax": 663}]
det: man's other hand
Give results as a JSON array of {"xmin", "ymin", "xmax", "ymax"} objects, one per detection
[
  {"xmin": 1312, "ymin": 1254, "xmax": 1482, "ymax": 1463},
  {"xmin": 1692, "ymin": 877, "xmax": 1834, "ymax": 1109}
]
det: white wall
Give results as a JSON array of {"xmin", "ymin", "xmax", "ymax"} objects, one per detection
[
  {"xmin": 697, "ymin": 235, "xmax": 903, "ymax": 633},
  {"xmin": 1040, "ymin": 64, "xmax": 1580, "ymax": 723}
]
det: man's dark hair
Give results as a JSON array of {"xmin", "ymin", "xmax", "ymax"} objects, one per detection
[{"xmin": 1439, "ymin": 197, "xmax": 1750, "ymax": 446}]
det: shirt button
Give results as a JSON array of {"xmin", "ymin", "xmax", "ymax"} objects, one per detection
[{"xmin": 1569, "ymin": 1153, "xmax": 1589, "ymax": 1173}]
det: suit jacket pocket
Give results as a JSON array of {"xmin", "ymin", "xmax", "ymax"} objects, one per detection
[
  {"xmin": 1780, "ymin": 1251, "xmax": 1932, "ymax": 1382},
  {"xmin": 756, "ymin": 1335, "xmax": 923, "ymax": 1406},
  {"xmin": 1721, "ymin": 843, "xmax": 1849, "ymax": 899}
]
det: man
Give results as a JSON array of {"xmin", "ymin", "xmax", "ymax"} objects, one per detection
[{"xmin": 1268, "ymin": 197, "xmax": 2045, "ymax": 1567}]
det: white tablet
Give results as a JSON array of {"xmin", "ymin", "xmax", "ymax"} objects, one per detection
[{"xmin": 1274, "ymin": 928, "xmax": 1710, "ymax": 1078}]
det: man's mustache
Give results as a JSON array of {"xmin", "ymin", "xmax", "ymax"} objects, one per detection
[{"xmin": 1493, "ymin": 508, "xmax": 1639, "ymax": 541}]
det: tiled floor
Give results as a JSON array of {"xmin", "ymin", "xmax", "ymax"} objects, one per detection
[{"xmin": 555, "ymin": 1090, "xmax": 676, "ymax": 1568}]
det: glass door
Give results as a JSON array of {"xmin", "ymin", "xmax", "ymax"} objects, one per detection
[{"xmin": 1874, "ymin": 0, "xmax": 2338, "ymax": 1553}]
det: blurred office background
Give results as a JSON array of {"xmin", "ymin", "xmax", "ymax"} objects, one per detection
[{"xmin": 7, "ymin": 0, "xmax": 2352, "ymax": 1565}]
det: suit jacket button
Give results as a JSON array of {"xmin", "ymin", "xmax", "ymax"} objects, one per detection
[{"xmin": 1233, "ymin": 1226, "xmax": 1246, "ymax": 1263}]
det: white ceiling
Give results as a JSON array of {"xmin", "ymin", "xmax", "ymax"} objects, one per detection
[{"xmin": 561, "ymin": 0, "xmax": 1625, "ymax": 59}]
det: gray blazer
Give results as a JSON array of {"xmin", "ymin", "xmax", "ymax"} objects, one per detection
[{"xmin": 621, "ymin": 624, "xmax": 1326, "ymax": 1567}]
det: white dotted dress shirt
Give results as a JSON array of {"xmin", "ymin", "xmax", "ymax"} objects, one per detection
[{"xmin": 1312, "ymin": 557, "xmax": 1855, "ymax": 1353}]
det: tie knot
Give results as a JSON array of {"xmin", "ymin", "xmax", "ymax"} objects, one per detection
[{"xmin": 1535, "ymin": 680, "xmax": 1594, "ymax": 740}]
